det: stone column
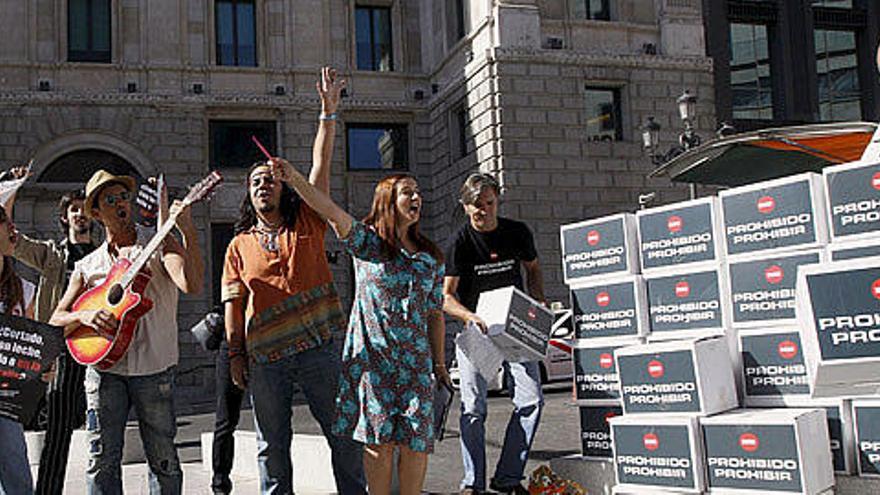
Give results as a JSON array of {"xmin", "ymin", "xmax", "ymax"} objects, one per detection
[{"xmin": 657, "ymin": 0, "xmax": 705, "ymax": 57}]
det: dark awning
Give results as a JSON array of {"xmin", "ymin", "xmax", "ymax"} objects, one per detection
[{"xmin": 648, "ymin": 122, "xmax": 877, "ymax": 188}]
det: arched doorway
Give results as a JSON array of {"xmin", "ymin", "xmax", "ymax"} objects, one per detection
[{"xmin": 37, "ymin": 149, "xmax": 143, "ymax": 183}]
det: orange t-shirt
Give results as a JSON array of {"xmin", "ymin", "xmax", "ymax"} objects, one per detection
[{"xmin": 221, "ymin": 205, "xmax": 346, "ymax": 363}]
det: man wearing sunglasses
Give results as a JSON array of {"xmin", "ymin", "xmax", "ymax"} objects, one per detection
[{"xmin": 50, "ymin": 169, "xmax": 204, "ymax": 494}]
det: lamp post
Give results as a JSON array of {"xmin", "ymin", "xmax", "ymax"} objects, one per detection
[{"xmin": 641, "ymin": 89, "xmax": 708, "ymax": 199}]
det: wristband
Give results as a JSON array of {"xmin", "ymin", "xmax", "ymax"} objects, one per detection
[{"xmin": 319, "ymin": 113, "xmax": 338, "ymax": 121}]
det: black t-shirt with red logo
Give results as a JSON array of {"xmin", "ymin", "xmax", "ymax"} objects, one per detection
[{"xmin": 445, "ymin": 217, "xmax": 537, "ymax": 312}]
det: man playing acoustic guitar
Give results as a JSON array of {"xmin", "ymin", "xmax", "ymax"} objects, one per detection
[{"xmin": 50, "ymin": 170, "xmax": 205, "ymax": 494}]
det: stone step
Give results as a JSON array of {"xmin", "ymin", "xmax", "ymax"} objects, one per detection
[
  {"xmin": 200, "ymin": 431, "xmax": 337, "ymax": 493},
  {"xmin": 549, "ymin": 456, "xmax": 880, "ymax": 495},
  {"xmin": 26, "ymin": 426, "xmax": 148, "ymax": 466}
]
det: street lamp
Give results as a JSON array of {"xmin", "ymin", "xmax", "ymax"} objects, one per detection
[
  {"xmin": 640, "ymin": 116, "xmax": 661, "ymax": 157},
  {"xmin": 641, "ymin": 89, "xmax": 710, "ymax": 200},
  {"xmin": 641, "ymin": 90, "xmax": 703, "ymax": 166},
  {"xmin": 677, "ymin": 90, "xmax": 697, "ymax": 122}
]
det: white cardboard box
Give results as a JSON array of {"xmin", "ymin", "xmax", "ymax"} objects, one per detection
[
  {"xmin": 570, "ymin": 275, "xmax": 650, "ymax": 343},
  {"xmin": 578, "ymin": 404, "xmax": 623, "ymax": 460},
  {"xmin": 475, "ymin": 286, "xmax": 553, "ymax": 362},
  {"xmin": 644, "ymin": 264, "xmax": 731, "ymax": 340},
  {"xmin": 700, "ymin": 408, "xmax": 834, "ymax": 495},
  {"xmin": 637, "ymin": 196, "xmax": 725, "ymax": 274},
  {"xmin": 615, "ymin": 336, "xmax": 739, "ymax": 417},
  {"xmin": 827, "ymin": 238, "xmax": 880, "ymax": 262},
  {"xmin": 573, "ymin": 338, "xmax": 643, "ymax": 405},
  {"xmin": 719, "ymin": 172, "xmax": 829, "ymax": 260},
  {"xmin": 823, "ymin": 159, "xmax": 880, "ymax": 243},
  {"xmin": 560, "ymin": 213, "xmax": 640, "ymax": 285},
  {"xmin": 738, "ymin": 327, "xmax": 811, "ymax": 406},
  {"xmin": 852, "ymin": 399, "xmax": 880, "ymax": 478},
  {"xmin": 609, "ymin": 414, "xmax": 705, "ymax": 494},
  {"xmin": 726, "ymin": 249, "xmax": 825, "ymax": 328},
  {"xmin": 781, "ymin": 398, "xmax": 855, "ymax": 475},
  {"xmin": 795, "ymin": 257, "xmax": 880, "ymax": 397}
]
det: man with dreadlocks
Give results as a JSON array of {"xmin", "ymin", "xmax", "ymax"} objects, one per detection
[{"xmin": 220, "ymin": 67, "xmax": 366, "ymax": 494}]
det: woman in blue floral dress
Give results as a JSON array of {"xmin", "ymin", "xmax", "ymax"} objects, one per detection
[{"xmin": 270, "ymin": 158, "xmax": 448, "ymax": 495}]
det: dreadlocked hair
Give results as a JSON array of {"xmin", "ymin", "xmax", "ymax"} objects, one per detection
[{"xmin": 234, "ymin": 161, "xmax": 302, "ymax": 235}]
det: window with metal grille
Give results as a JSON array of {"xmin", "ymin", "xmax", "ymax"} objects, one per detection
[
  {"xmin": 68, "ymin": 0, "xmax": 111, "ymax": 63},
  {"xmin": 355, "ymin": 6, "xmax": 393, "ymax": 71},
  {"xmin": 209, "ymin": 120, "xmax": 277, "ymax": 169},
  {"xmin": 346, "ymin": 124, "xmax": 409, "ymax": 170},
  {"xmin": 584, "ymin": 87, "xmax": 622, "ymax": 141},
  {"xmin": 446, "ymin": 0, "xmax": 468, "ymax": 46},
  {"xmin": 811, "ymin": 0, "xmax": 853, "ymax": 8},
  {"xmin": 216, "ymin": 0, "xmax": 257, "ymax": 67},
  {"xmin": 815, "ymin": 29, "xmax": 861, "ymax": 121},
  {"xmin": 575, "ymin": 0, "xmax": 611, "ymax": 21},
  {"xmin": 450, "ymin": 105, "xmax": 469, "ymax": 159},
  {"xmin": 729, "ymin": 22, "xmax": 774, "ymax": 120}
]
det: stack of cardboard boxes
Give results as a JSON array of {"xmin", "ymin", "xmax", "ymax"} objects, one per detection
[
  {"xmin": 562, "ymin": 163, "xmax": 880, "ymax": 492},
  {"xmin": 563, "ymin": 214, "xmax": 643, "ymax": 460}
]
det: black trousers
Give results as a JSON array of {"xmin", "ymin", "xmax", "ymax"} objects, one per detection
[
  {"xmin": 35, "ymin": 352, "xmax": 86, "ymax": 495},
  {"xmin": 212, "ymin": 340, "xmax": 246, "ymax": 494}
]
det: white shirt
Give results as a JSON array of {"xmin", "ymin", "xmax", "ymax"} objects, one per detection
[{"xmin": 73, "ymin": 228, "xmax": 179, "ymax": 376}]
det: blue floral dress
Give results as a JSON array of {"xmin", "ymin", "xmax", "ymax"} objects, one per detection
[{"xmin": 332, "ymin": 220, "xmax": 445, "ymax": 453}]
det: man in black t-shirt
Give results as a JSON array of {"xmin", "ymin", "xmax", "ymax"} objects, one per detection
[{"xmin": 443, "ymin": 173, "xmax": 546, "ymax": 495}]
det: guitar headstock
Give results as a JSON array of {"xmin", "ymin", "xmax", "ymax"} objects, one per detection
[{"xmin": 182, "ymin": 171, "xmax": 223, "ymax": 206}]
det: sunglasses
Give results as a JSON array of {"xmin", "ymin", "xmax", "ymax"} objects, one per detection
[{"xmin": 103, "ymin": 190, "xmax": 132, "ymax": 206}]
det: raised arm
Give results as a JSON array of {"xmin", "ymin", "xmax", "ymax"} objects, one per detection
[
  {"xmin": 310, "ymin": 67, "xmax": 346, "ymax": 193},
  {"xmin": 161, "ymin": 199, "xmax": 205, "ymax": 294},
  {"xmin": 1, "ymin": 166, "xmax": 30, "ymax": 214},
  {"xmin": 270, "ymin": 157, "xmax": 354, "ymax": 239}
]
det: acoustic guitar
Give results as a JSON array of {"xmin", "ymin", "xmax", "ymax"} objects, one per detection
[{"xmin": 66, "ymin": 171, "xmax": 222, "ymax": 369}]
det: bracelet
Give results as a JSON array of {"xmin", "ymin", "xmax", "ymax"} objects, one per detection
[
  {"xmin": 319, "ymin": 113, "xmax": 338, "ymax": 121},
  {"xmin": 433, "ymin": 363, "xmax": 447, "ymax": 370}
]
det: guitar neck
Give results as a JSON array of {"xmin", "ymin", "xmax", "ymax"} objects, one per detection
[{"xmin": 118, "ymin": 213, "xmax": 180, "ymax": 289}]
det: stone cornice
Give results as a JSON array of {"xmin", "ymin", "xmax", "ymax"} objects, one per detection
[
  {"xmin": 493, "ymin": 47, "xmax": 714, "ymax": 72},
  {"xmin": 0, "ymin": 91, "xmax": 424, "ymax": 113}
]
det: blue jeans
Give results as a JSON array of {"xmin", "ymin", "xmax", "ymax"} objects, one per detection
[
  {"xmin": 249, "ymin": 344, "xmax": 366, "ymax": 495},
  {"xmin": 84, "ymin": 366, "xmax": 182, "ymax": 495},
  {"xmin": 0, "ymin": 416, "xmax": 33, "ymax": 495},
  {"xmin": 456, "ymin": 346, "xmax": 544, "ymax": 490}
]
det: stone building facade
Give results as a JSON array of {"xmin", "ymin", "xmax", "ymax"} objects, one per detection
[{"xmin": 0, "ymin": 0, "xmax": 713, "ymax": 411}]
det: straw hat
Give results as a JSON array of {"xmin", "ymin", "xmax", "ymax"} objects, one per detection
[{"xmin": 84, "ymin": 169, "xmax": 136, "ymax": 218}]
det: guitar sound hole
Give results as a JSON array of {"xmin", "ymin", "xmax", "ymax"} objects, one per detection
[{"xmin": 108, "ymin": 285, "xmax": 124, "ymax": 305}]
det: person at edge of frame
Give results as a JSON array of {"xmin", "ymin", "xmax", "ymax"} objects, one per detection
[
  {"xmin": 0, "ymin": 203, "xmax": 40, "ymax": 495},
  {"xmin": 3, "ymin": 167, "xmax": 97, "ymax": 495}
]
